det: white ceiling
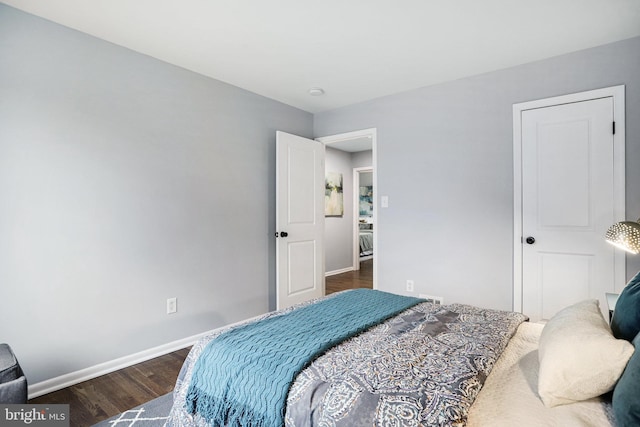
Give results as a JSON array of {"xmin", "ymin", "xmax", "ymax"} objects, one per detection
[
  {"xmin": 3, "ymin": 0, "xmax": 639, "ymax": 113},
  {"xmin": 327, "ymin": 137, "xmax": 373, "ymax": 153}
]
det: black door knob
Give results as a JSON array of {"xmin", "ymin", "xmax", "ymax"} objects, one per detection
[
  {"xmin": 276, "ymin": 231, "xmax": 289, "ymax": 238},
  {"xmin": 525, "ymin": 236, "xmax": 535, "ymax": 244}
]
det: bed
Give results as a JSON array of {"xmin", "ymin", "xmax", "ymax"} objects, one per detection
[
  {"xmin": 167, "ymin": 288, "xmax": 637, "ymax": 427},
  {"xmin": 358, "ymin": 228, "xmax": 373, "ymax": 257}
]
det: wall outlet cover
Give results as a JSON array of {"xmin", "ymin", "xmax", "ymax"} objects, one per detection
[
  {"xmin": 167, "ymin": 297, "xmax": 177, "ymax": 314},
  {"xmin": 406, "ymin": 280, "xmax": 414, "ymax": 292}
]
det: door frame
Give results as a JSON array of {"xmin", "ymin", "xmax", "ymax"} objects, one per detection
[
  {"xmin": 316, "ymin": 128, "xmax": 378, "ymax": 289},
  {"xmin": 353, "ymin": 166, "xmax": 373, "ymax": 269},
  {"xmin": 512, "ymin": 85, "xmax": 626, "ymax": 313}
]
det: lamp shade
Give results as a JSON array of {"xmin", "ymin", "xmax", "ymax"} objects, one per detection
[{"xmin": 605, "ymin": 220, "xmax": 640, "ymax": 254}]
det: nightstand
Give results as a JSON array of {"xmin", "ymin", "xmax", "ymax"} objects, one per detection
[{"xmin": 606, "ymin": 292, "xmax": 620, "ymax": 322}]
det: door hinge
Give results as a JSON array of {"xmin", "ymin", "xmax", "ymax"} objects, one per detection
[{"xmin": 613, "ymin": 121, "xmax": 616, "ymax": 135}]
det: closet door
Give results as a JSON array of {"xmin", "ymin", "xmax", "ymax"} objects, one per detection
[{"xmin": 514, "ymin": 87, "xmax": 625, "ymax": 322}]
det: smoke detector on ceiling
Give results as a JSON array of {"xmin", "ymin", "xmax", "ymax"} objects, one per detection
[{"xmin": 308, "ymin": 87, "xmax": 325, "ymax": 96}]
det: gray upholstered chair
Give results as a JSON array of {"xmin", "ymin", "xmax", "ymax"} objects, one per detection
[{"xmin": 0, "ymin": 343, "xmax": 27, "ymax": 403}]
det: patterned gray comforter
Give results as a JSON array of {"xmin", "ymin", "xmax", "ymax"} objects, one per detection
[{"xmin": 168, "ymin": 296, "xmax": 526, "ymax": 427}]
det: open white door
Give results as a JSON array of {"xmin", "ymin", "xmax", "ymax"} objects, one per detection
[{"xmin": 276, "ymin": 131, "xmax": 325, "ymax": 310}]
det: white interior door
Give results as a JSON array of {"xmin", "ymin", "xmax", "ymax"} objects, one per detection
[
  {"xmin": 515, "ymin": 87, "xmax": 625, "ymax": 322},
  {"xmin": 276, "ymin": 131, "xmax": 325, "ymax": 310}
]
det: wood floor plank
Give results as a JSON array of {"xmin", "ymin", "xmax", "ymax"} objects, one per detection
[
  {"xmin": 29, "ymin": 348, "xmax": 190, "ymax": 426},
  {"xmin": 325, "ymin": 259, "xmax": 373, "ymax": 295}
]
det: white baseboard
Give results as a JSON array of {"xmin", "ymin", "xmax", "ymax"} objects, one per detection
[
  {"xmin": 325, "ymin": 267, "xmax": 354, "ymax": 277},
  {"xmin": 28, "ymin": 329, "xmax": 214, "ymax": 399}
]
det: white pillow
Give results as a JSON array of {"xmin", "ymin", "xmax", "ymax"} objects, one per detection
[{"xmin": 537, "ymin": 299, "xmax": 634, "ymax": 407}]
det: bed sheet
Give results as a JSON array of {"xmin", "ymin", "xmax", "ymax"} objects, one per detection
[{"xmin": 467, "ymin": 322, "xmax": 613, "ymax": 427}]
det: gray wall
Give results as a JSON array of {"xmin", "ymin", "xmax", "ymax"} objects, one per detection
[
  {"xmin": 352, "ymin": 150, "xmax": 373, "ymax": 169},
  {"xmin": 0, "ymin": 4, "xmax": 312, "ymax": 384},
  {"xmin": 324, "ymin": 147, "xmax": 354, "ymax": 272},
  {"xmin": 360, "ymin": 171, "xmax": 373, "ymax": 187},
  {"xmin": 315, "ymin": 36, "xmax": 640, "ymax": 310}
]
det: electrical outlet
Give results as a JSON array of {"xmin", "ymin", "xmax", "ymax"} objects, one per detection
[
  {"xmin": 406, "ymin": 280, "xmax": 414, "ymax": 292},
  {"xmin": 167, "ymin": 297, "xmax": 177, "ymax": 314}
]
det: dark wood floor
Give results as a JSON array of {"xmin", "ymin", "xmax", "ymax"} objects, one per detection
[
  {"xmin": 29, "ymin": 347, "xmax": 190, "ymax": 427},
  {"xmin": 325, "ymin": 259, "xmax": 373, "ymax": 294},
  {"xmin": 29, "ymin": 260, "xmax": 373, "ymax": 426}
]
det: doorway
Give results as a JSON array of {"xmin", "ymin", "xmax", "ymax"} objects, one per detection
[
  {"xmin": 316, "ymin": 128, "xmax": 377, "ymax": 292},
  {"xmin": 513, "ymin": 86, "xmax": 625, "ymax": 321},
  {"xmin": 353, "ymin": 167, "xmax": 373, "ymax": 269}
]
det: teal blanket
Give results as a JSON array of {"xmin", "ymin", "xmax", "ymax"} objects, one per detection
[{"xmin": 185, "ymin": 289, "xmax": 423, "ymax": 426}]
